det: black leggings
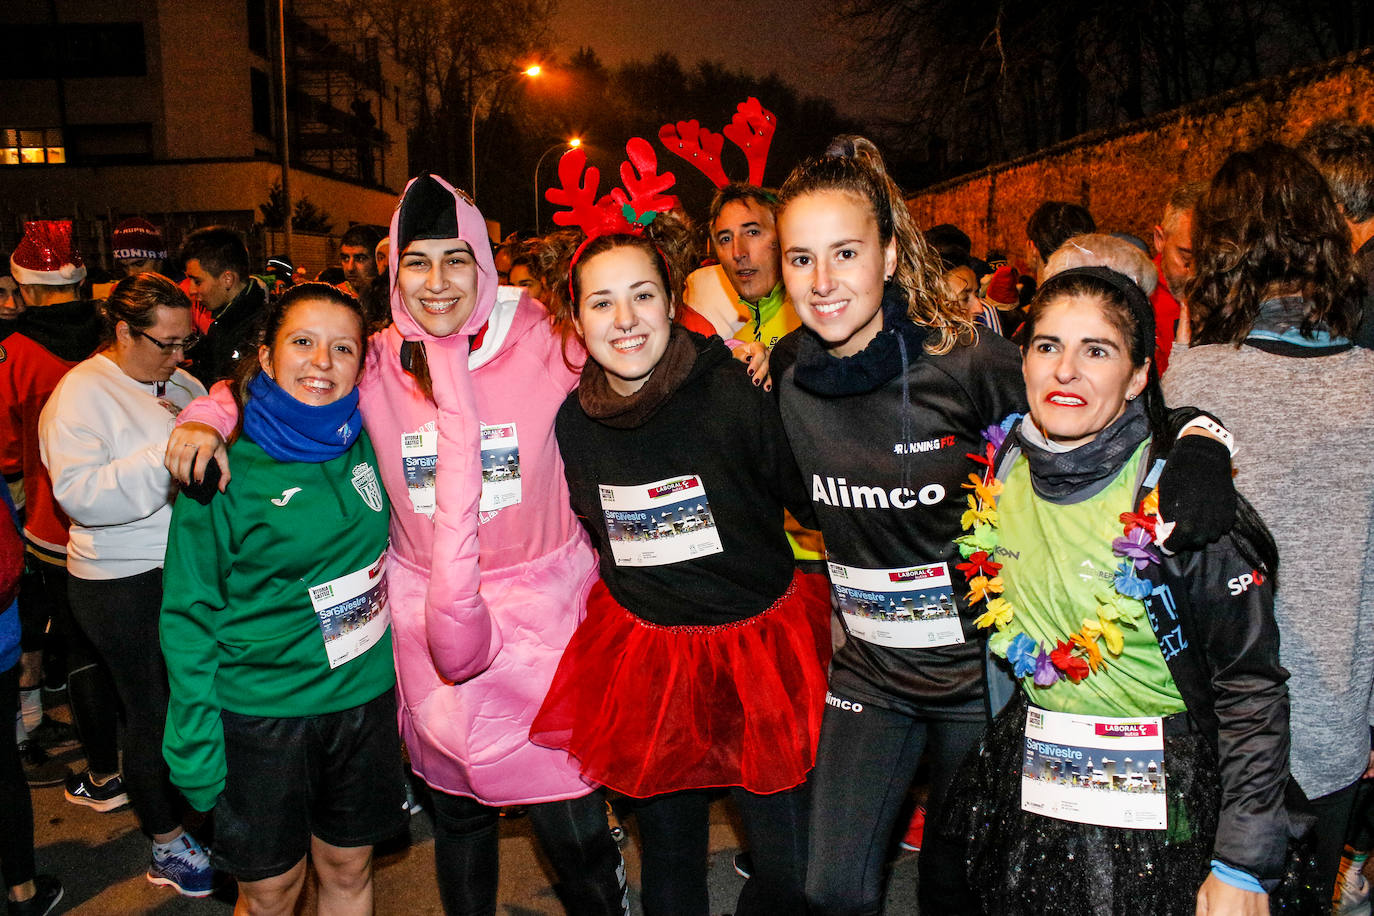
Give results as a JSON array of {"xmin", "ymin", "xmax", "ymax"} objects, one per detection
[
  {"xmin": 1309, "ymin": 780, "xmax": 1359, "ymax": 902},
  {"xmin": 430, "ymin": 789, "xmax": 625, "ymax": 916},
  {"xmin": 806, "ymin": 693, "xmax": 986, "ymax": 916},
  {"xmin": 68, "ymin": 569, "xmax": 180, "ymax": 836},
  {"xmin": 24, "ymin": 562, "xmax": 119, "ymax": 773},
  {"xmin": 0, "ymin": 661, "xmax": 36, "ymax": 889},
  {"xmin": 633, "ymin": 783, "xmax": 810, "ymax": 916}
]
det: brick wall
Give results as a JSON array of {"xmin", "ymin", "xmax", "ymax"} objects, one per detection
[{"xmin": 905, "ymin": 48, "xmax": 1374, "ymax": 265}]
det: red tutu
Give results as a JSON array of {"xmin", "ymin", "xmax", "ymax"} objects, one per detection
[{"xmin": 530, "ymin": 570, "xmax": 833, "ymax": 797}]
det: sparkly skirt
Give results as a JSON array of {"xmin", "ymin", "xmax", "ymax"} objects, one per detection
[
  {"xmin": 529, "ymin": 570, "xmax": 832, "ymax": 798},
  {"xmin": 932, "ymin": 692, "xmax": 1323, "ymax": 915}
]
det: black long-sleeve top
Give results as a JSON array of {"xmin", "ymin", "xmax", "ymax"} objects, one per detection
[{"xmin": 556, "ymin": 333, "xmax": 815, "ymax": 626}]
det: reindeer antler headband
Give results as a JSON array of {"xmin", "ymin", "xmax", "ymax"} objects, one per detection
[
  {"xmin": 658, "ymin": 97, "xmax": 777, "ymax": 188},
  {"xmin": 545, "ymin": 137, "xmax": 681, "ymax": 300}
]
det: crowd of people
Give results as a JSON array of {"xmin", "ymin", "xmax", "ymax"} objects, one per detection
[{"xmin": 0, "ymin": 108, "xmax": 1372, "ymax": 916}]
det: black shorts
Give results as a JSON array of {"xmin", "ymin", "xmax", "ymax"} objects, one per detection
[{"xmin": 213, "ymin": 687, "xmax": 408, "ymax": 881}]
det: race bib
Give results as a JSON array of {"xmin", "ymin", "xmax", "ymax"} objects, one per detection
[
  {"xmin": 401, "ymin": 423, "xmax": 522, "ymax": 519},
  {"xmin": 401, "ymin": 429, "xmax": 437, "ymax": 517},
  {"xmin": 479, "ymin": 422, "xmax": 520, "ymax": 513},
  {"xmin": 828, "ymin": 561, "xmax": 965, "ymax": 648},
  {"xmin": 1020, "ymin": 706, "xmax": 1167, "ymax": 830},
  {"xmin": 307, "ymin": 550, "xmax": 390, "ymax": 669},
  {"xmin": 598, "ymin": 475, "xmax": 723, "ymax": 567}
]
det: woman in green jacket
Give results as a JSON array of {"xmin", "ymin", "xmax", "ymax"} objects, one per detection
[{"xmin": 161, "ymin": 283, "xmax": 404, "ymax": 916}]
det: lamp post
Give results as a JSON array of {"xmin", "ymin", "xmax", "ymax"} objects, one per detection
[
  {"xmin": 534, "ymin": 137, "xmax": 581, "ymax": 233},
  {"xmin": 470, "ymin": 65, "xmax": 540, "ymax": 201}
]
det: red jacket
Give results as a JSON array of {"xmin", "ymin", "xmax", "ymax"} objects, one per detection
[
  {"xmin": 0, "ymin": 333, "xmax": 80, "ymax": 558},
  {"xmin": 1150, "ymin": 255, "xmax": 1181, "ymax": 376}
]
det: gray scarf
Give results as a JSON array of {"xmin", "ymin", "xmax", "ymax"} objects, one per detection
[{"xmin": 1013, "ymin": 399, "xmax": 1150, "ymax": 501}]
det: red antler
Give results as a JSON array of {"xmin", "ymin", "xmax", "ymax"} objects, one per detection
[
  {"xmin": 722, "ymin": 97, "xmax": 776, "ymax": 186},
  {"xmin": 657, "ymin": 120, "xmax": 729, "ymax": 188},
  {"xmin": 545, "ymin": 147, "xmax": 626, "ymax": 236},
  {"xmin": 610, "ymin": 138, "xmax": 680, "ymax": 218},
  {"xmin": 547, "ymin": 139, "xmax": 680, "ymax": 237}
]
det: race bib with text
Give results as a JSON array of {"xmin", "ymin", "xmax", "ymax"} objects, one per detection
[
  {"xmin": 828, "ymin": 561, "xmax": 964, "ymax": 648},
  {"xmin": 598, "ymin": 475, "xmax": 723, "ymax": 567}
]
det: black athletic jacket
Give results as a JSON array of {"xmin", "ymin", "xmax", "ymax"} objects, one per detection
[
  {"xmin": 1142, "ymin": 533, "xmax": 1304, "ymax": 888},
  {"xmin": 778, "ymin": 319, "xmax": 1026, "ymax": 717},
  {"xmin": 185, "ymin": 280, "xmax": 266, "ymax": 388}
]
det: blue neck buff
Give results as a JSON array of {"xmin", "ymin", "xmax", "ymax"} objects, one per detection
[
  {"xmin": 1246, "ymin": 295, "xmax": 1352, "ymax": 349},
  {"xmin": 242, "ymin": 371, "xmax": 362, "ymax": 463}
]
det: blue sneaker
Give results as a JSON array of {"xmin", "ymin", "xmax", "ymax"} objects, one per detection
[
  {"xmin": 64, "ymin": 770, "xmax": 128, "ymax": 812},
  {"xmin": 147, "ymin": 834, "xmax": 215, "ymax": 898}
]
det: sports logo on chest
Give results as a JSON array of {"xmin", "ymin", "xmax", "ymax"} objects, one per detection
[
  {"xmin": 351, "ymin": 463, "xmax": 384, "ymax": 512},
  {"xmin": 893, "ymin": 434, "xmax": 956, "ymax": 456},
  {"xmin": 811, "ymin": 475, "xmax": 946, "ymax": 510}
]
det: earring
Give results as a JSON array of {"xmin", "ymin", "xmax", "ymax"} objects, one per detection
[{"xmin": 1126, "ymin": 394, "xmax": 1136, "ymax": 401}]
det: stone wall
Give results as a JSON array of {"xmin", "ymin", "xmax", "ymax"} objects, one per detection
[{"xmin": 905, "ymin": 48, "xmax": 1374, "ymax": 263}]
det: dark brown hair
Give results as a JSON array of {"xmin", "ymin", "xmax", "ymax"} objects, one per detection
[
  {"xmin": 1187, "ymin": 143, "xmax": 1360, "ymax": 345},
  {"xmin": 230, "ymin": 282, "xmax": 368, "ymax": 434},
  {"xmin": 1026, "ymin": 201, "xmax": 1096, "ymax": 263},
  {"xmin": 100, "ymin": 272, "xmax": 190, "ymax": 347},
  {"xmin": 1299, "ymin": 120, "xmax": 1374, "ymax": 224}
]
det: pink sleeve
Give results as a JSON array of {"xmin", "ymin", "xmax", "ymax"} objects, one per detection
[
  {"xmin": 173, "ymin": 381, "xmax": 239, "ymax": 438},
  {"xmin": 421, "ymin": 336, "xmax": 502, "ymax": 682}
]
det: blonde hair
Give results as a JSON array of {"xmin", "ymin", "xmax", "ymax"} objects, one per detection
[{"xmin": 777, "ymin": 135, "xmax": 975, "ymax": 355}]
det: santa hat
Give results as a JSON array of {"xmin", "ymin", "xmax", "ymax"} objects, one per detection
[
  {"xmin": 111, "ymin": 217, "xmax": 166, "ymax": 261},
  {"xmin": 983, "ymin": 264, "xmax": 1020, "ymax": 308},
  {"xmin": 11, "ymin": 221, "xmax": 86, "ymax": 286}
]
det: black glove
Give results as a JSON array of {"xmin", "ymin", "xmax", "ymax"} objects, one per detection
[
  {"xmin": 1156, "ymin": 435, "xmax": 1235, "ymax": 551},
  {"xmin": 180, "ymin": 458, "xmax": 222, "ymax": 506}
]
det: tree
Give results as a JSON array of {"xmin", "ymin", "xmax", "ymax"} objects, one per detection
[
  {"xmin": 332, "ymin": 0, "xmax": 556, "ymax": 184},
  {"xmin": 834, "ymin": 0, "xmax": 1367, "ymax": 187},
  {"xmin": 260, "ymin": 180, "xmax": 335, "ymax": 233}
]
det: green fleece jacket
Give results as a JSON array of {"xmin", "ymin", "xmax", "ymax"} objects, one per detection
[{"xmin": 161, "ymin": 431, "xmax": 394, "ymax": 812}]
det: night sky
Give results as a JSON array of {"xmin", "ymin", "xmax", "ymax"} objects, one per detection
[{"xmin": 549, "ymin": 0, "xmax": 872, "ymax": 121}]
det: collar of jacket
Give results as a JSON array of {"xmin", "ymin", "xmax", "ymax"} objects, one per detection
[{"xmin": 742, "ymin": 283, "xmax": 787, "ymax": 342}]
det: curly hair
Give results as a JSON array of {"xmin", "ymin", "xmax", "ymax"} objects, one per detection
[
  {"xmin": 1187, "ymin": 143, "xmax": 1360, "ymax": 345},
  {"xmin": 777, "ymin": 135, "xmax": 974, "ymax": 355}
]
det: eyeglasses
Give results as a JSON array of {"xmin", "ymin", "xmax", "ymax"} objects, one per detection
[{"xmin": 134, "ymin": 329, "xmax": 201, "ymax": 353}]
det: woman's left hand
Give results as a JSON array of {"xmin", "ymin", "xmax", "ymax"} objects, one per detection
[
  {"xmin": 1157, "ymin": 431, "xmax": 1234, "ymax": 551},
  {"xmin": 166, "ymin": 421, "xmax": 231, "ymax": 491},
  {"xmin": 1195, "ymin": 873, "xmax": 1268, "ymax": 916},
  {"xmin": 733, "ymin": 341, "xmax": 773, "ymax": 392}
]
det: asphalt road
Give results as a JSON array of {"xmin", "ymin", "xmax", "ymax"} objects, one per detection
[{"xmin": 25, "ymin": 697, "xmax": 920, "ymax": 914}]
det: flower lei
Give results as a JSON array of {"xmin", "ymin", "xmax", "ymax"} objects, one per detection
[{"xmin": 957, "ymin": 415, "xmax": 1171, "ymax": 687}]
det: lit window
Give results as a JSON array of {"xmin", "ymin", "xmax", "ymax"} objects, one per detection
[{"xmin": 2, "ymin": 128, "xmax": 65, "ymax": 164}]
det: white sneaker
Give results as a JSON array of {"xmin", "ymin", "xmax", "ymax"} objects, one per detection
[{"xmin": 1334, "ymin": 860, "xmax": 1372, "ymax": 916}]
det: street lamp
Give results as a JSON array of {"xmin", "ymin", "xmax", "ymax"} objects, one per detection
[
  {"xmin": 470, "ymin": 65, "xmax": 541, "ymax": 201},
  {"xmin": 534, "ymin": 137, "xmax": 581, "ymax": 232}
]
